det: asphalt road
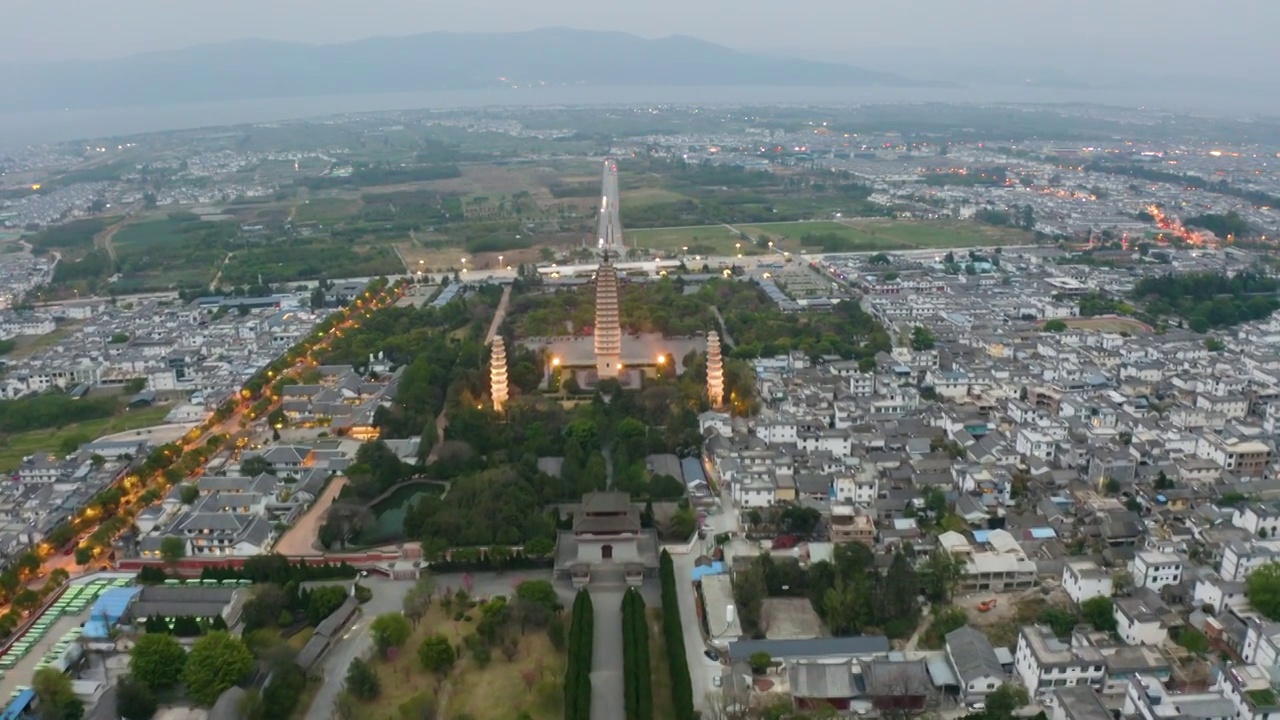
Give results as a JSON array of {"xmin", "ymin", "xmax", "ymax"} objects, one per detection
[
  {"xmin": 669, "ymin": 482, "xmax": 743, "ymax": 714},
  {"xmin": 305, "ymin": 577, "xmax": 414, "ymax": 720},
  {"xmin": 589, "ymin": 587, "xmax": 625, "ymax": 720}
]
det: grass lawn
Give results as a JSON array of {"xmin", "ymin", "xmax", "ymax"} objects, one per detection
[
  {"xmin": 0, "ymin": 405, "xmax": 172, "ymax": 472},
  {"xmin": 444, "ymin": 628, "xmax": 564, "ymax": 720},
  {"xmin": 292, "ymin": 197, "xmax": 361, "ymax": 223},
  {"xmin": 738, "ymin": 221, "xmax": 907, "ymax": 251},
  {"xmin": 355, "ymin": 604, "xmax": 565, "ymax": 720},
  {"xmin": 648, "ymin": 608, "xmax": 678, "ymax": 720},
  {"xmin": 112, "ymin": 217, "xmax": 188, "ymax": 247},
  {"xmin": 627, "ymin": 225, "xmax": 751, "ymax": 255},
  {"xmin": 739, "ymin": 219, "xmax": 1034, "ymax": 252},
  {"xmin": 621, "ymin": 187, "xmax": 688, "ymax": 206}
]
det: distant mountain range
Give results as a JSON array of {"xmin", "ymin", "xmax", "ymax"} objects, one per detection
[{"xmin": 0, "ymin": 28, "xmax": 940, "ymax": 112}]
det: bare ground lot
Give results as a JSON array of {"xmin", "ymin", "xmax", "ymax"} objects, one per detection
[{"xmin": 1061, "ymin": 316, "xmax": 1153, "ymax": 334}]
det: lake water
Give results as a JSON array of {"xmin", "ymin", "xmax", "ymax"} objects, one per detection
[
  {"xmin": 2, "ymin": 83, "xmax": 1277, "ymax": 149},
  {"xmin": 359, "ymin": 481, "xmax": 443, "ymax": 545}
]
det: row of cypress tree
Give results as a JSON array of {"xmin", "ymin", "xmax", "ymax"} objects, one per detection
[
  {"xmin": 621, "ymin": 589, "xmax": 652, "ymax": 720},
  {"xmin": 563, "ymin": 589, "xmax": 594, "ymax": 720}
]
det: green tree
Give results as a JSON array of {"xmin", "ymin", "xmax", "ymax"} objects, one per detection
[
  {"xmin": 515, "ymin": 580, "xmax": 561, "ymax": 614},
  {"xmin": 919, "ymin": 549, "xmax": 964, "ymax": 603},
  {"xmin": 129, "ymin": 633, "xmax": 187, "ymax": 691},
  {"xmin": 1043, "ymin": 319, "xmax": 1068, "ymax": 332},
  {"xmin": 179, "ymin": 484, "xmax": 200, "ymax": 504},
  {"xmin": 116, "ymin": 676, "xmax": 158, "ymax": 720},
  {"xmin": 370, "ymin": 613, "xmax": 412, "ymax": 657},
  {"xmin": 344, "ymin": 657, "xmax": 381, "ymax": 700},
  {"xmin": 1248, "ymin": 563, "xmax": 1280, "ymax": 621},
  {"xmin": 241, "ymin": 455, "xmax": 274, "ymax": 476},
  {"xmin": 306, "ymin": 585, "xmax": 349, "ymax": 625},
  {"xmin": 183, "ymin": 631, "xmax": 254, "ymax": 705},
  {"xmin": 33, "ymin": 667, "xmax": 84, "ymax": 720},
  {"xmin": 418, "ymin": 634, "xmax": 456, "ymax": 674},
  {"xmin": 160, "ymin": 536, "xmax": 187, "ymax": 563},
  {"xmin": 748, "ymin": 651, "xmax": 772, "ymax": 674},
  {"xmin": 1081, "ymin": 596, "xmax": 1116, "ymax": 632},
  {"xmin": 909, "ymin": 326, "xmax": 936, "ymax": 351},
  {"xmin": 986, "ymin": 683, "xmax": 1030, "ymax": 720}
]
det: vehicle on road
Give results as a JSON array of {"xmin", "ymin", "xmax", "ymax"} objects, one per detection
[
  {"xmin": 712, "ymin": 675, "xmax": 723, "ymax": 688},
  {"xmin": 704, "ymin": 649, "xmax": 720, "ymax": 662}
]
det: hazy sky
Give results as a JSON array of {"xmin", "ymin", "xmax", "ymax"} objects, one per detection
[{"xmin": 0, "ymin": 0, "xmax": 1272, "ymax": 76}]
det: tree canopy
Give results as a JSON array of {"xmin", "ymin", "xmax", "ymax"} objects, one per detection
[
  {"xmin": 183, "ymin": 631, "xmax": 254, "ymax": 705},
  {"xmin": 130, "ymin": 633, "xmax": 188, "ymax": 691}
]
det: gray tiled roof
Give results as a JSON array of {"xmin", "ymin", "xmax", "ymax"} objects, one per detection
[{"xmin": 945, "ymin": 625, "xmax": 1003, "ymax": 684}]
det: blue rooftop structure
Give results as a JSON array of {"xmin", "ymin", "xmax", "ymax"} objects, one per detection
[
  {"xmin": 971, "ymin": 529, "xmax": 992, "ymax": 544},
  {"xmin": 691, "ymin": 561, "xmax": 725, "ymax": 582},
  {"xmin": 84, "ymin": 587, "xmax": 140, "ymax": 639},
  {"xmin": 0, "ymin": 689, "xmax": 34, "ymax": 720},
  {"xmin": 429, "ymin": 284, "xmax": 463, "ymax": 308},
  {"xmin": 680, "ymin": 457, "xmax": 708, "ymax": 487},
  {"xmin": 1028, "ymin": 527, "xmax": 1058, "ymax": 540}
]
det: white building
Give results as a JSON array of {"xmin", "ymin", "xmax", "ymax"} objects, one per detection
[
  {"xmin": 1232, "ymin": 505, "xmax": 1280, "ymax": 540},
  {"xmin": 1014, "ymin": 625, "xmax": 1105, "ymax": 697},
  {"xmin": 1062, "ymin": 560, "xmax": 1113, "ymax": 606},
  {"xmin": 1129, "ymin": 550, "xmax": 1183, "ymax": 592},
  {"xmin": 1113, "ymin": 597, "xmax": 1169, "ymax": 647}
]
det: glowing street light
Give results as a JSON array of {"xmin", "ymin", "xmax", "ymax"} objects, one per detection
[{"xmin": 551, "ymin": 357, "xmax": 561, "ymax": 367}]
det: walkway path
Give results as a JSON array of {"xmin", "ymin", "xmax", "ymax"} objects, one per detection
[
  {"xmin": 589, "ymin": 586, "xmax": 625, "ymax": 720},
  {"xmin": 425, "ymin": 285, "xmax": 511, "ymax": 465},
  {"xmin": 274, "ymin": 475, "xmax": 349, "ymax": 555},
  {"xmin": 484, "ymin": 285, "xmax": 512, "ymax": 344},
  {"xmin": 709, "ymin": 306, "xmax": 736, "ymax": 348}
]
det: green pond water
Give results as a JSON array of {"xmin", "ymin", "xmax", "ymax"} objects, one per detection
[{"xmin": 359, "ymin": 482, "xmax": 443, "ymax": 545}]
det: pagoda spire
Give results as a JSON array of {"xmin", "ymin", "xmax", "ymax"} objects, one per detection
[
  {"xmin": 706, "ymin": 331, "xmax": 724, "ymax": 408},
  {"xmin": 490, "ymin": 336, "xmax": 509, "ymax": 412}
]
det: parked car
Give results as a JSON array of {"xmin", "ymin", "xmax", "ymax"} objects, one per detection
[
  {"xmin": 704, "ymin": 649, "xmax": 720, "ymax": 662},
  {"xmin": 712, "ymin": 675, "xmax": 723, "ymax": 688}
]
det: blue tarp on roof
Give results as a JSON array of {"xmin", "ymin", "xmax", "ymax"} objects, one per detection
[
  {"xmin": 691, "ymin": 561, "xmax": 725, "ymax": 582},
  {"xmin": 0, "ymin": 689, "xmax": 34, "ymax": 720},
  {"xmin": 972, "ymin": 529, "xmax": 992, "ymax": 544},
  {"xmin": 680, "ymin": 457, "xmax": 708, "ymax": 486},
  {"xmin": 84, "ymin": 586, "xmax": 140, "ymax": 638},
  {"xmin": 1029, "ymin": 527, "xmax": 1058, "ymax": 539}
]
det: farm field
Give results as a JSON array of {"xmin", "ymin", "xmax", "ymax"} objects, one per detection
[
  {"xmin": 738, "ymin": 219, "xmax": 1033, "ymax": 252},
  {"xmin": 626, "ymin": 224, "xmax": 756, "ymax": 255},
  {"xmin": 291, "ymin": 197, "xmax": 361, "ymax": 223}
]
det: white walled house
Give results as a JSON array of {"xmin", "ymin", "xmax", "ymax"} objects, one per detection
[
  {"xmin": 1014, "ymin": 625, "xmax": 1105, "ymax": 697},
  {"xmin": 1233, "ymin": 505, "xmax": 1280, "ymax": 539},
  {"xmin": 1220, "ymin": 540, "xmax": 1280, "ymax": 582},
  {"xmin": 1062, "ymin": 560, "xmax": 1113, "ymax": 606},
  {"xmin": 946, "ymin": 626, "xmax": 1006, "ymax": 702},
  {"xmin": 834, "ymin": 465, "xmax": 878, "ymax": 505},
  {"xmin": 1114, "ymin": 597, "xmax": 1169, "ymax": 647},
  {"xmin": 1129, "ymin": 551, "xmax": 1183, "ymax": 592},
  {"xmin": 1193, "ymin": 575, "xmax": 1250, "ymax": 615}
]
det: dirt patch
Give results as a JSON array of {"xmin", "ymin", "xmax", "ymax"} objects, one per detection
[
  {"xmin": 960, "ymin": 585, "xmax": 1072, "ymax": 648},
  {"xmin": 273, "ymin": 475, "xmax": 347, "ymax": 555},
  {"xmin": 1061, "ymin": 315, "xmax": 1153, "ymax": 334},
  {"xmin": 761, "ymin": 598, "xmax": 824, "ymax": 640}
]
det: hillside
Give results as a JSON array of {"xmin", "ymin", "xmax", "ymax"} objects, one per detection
[{"xmin": 0, "ymin": 28, "xmax": 935, "ymax": 111}]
